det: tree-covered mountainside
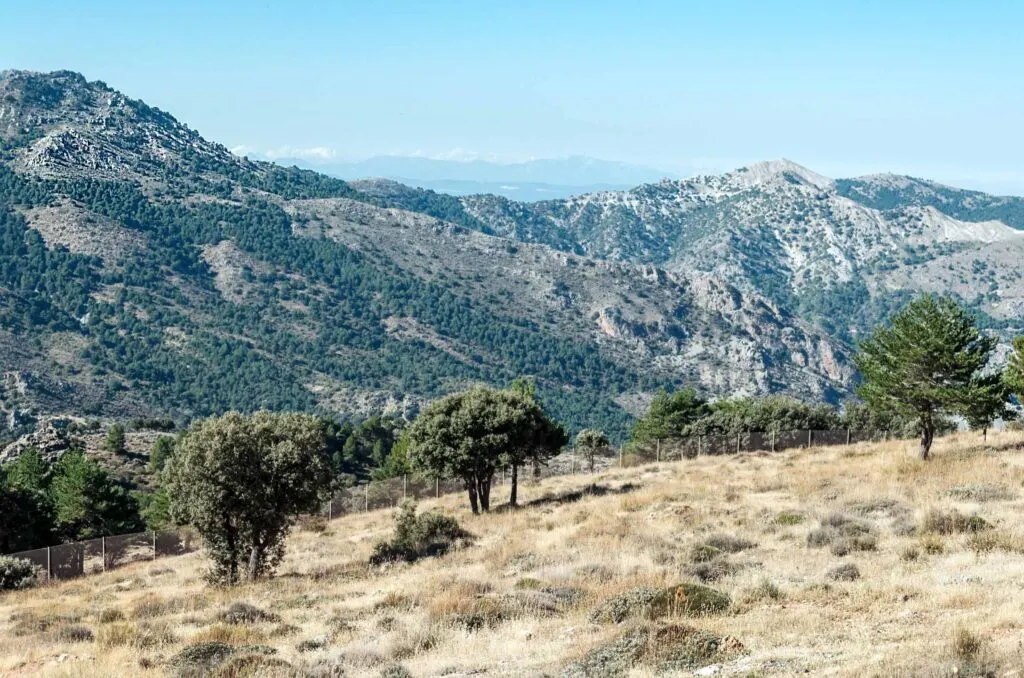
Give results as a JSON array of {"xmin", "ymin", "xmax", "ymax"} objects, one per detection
[{"xmin": 1, "ymin": 70, "xmax": 1020, "ymax": 443}]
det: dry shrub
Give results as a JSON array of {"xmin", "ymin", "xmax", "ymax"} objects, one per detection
[
  {"xmin": 921, "ymin": 508, "xmax": 991, "ymax": 535},
  {"xmin": 218, "ymin": 602, "xmax": 281, "ymax": 625},
  {"xmin": 132, "ymin": 593, "xmax": 209, "ymax": 619},
  {"xmin": 826, "ymin": 563, "xmax": 860, "ymax": 582},
  {"xmin": 191, "ymin": 623, "xmax": 268, "ymax": 646},
  {"xmin": 98, "ymin": 621, "xmax": 176, "ymax": 649},
  {"xmin": 55, "ymin": 624, "xmax": 95, "ymax": 643},
  {"xmin": 564, "ymin": 623, "xmax": 745, "ymax": 676}
]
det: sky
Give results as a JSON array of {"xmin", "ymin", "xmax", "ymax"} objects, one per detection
[{"xmin": 3, "ymin": 1, "xmax": 1023, "ymax": 193}]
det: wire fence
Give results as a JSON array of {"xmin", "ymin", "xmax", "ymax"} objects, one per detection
[{"xmin": 6, "ymin": 427, "xmax": 892, "ymax": 584}]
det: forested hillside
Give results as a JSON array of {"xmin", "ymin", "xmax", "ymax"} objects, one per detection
[{"xmin": 1, "ymin": 70, "xmax": 1021, "ymax": 444}]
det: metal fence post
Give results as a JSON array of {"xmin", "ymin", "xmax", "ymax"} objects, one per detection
[
  {"xmin": 101, "ymin": 537, "xmax": 106, "ymax": 572},
  {"xmin": 846, "ymin": 429, "xmax": 852, "ymax": 445},
  {"xmin": 618, "ymin": 445, "xmax": 623, "ymax": 468},
  {"xmin": 435, "ymin": 477, "xmax": 439, "ymax": 498},
  {"xmin": 656, "ymin": 438, "xmax": 661, "ymax": 463},
  {"xmin": 697, "ymin": 435, "xmax": 702, "ymax": 457},
  {"xmin": 770, "ymin": 430, "xmax": 776, "ymax": 453},
  {"xmin": 46, "ymin": 546, "xmax": 51, "ymax": 583},
  {"xmin": 807, "ymin": 429, "xmax": 812, "ymax": 448},
  {"xmin": 403, "ymin": 475, "xmax": 407, "ymax": 501},
  {"xmin": 736, "ymin": 433, "xmax": 741, "ymax": 454},
  {"xmin": 364, "ymin": 484, "xmax": 369, "ymax": 512},
  {"xmin": 152, "ymin": 532, "xmax": 157, "ymax": 561}
]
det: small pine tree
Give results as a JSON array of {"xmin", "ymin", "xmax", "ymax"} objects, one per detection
[
  {"xmin": 1007, "ymin": 336, "xmax": 1024, "ymax": 400},
  {"xmin": 855, "ymin": 296, "xmax": 1001, "ymax": 459},
  {"xmin": 104, "ymin": 424, "xmax": 126, "ymax": 455},
  {"xmin": 575, "ymin": 429, "xmax": 610, "ymax": 472},
  {"xmin": 48, "ymin": 451, "xmax": 142, "ymax": 541},
  {"xmin": 149, "ymin": 435, "xmax": 176, "ymax": 472}
]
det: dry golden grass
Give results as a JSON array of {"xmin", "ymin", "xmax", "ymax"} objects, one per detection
[{"xmin": 3, "ymin": 431, "xmax": 1024, "ymax": 676}]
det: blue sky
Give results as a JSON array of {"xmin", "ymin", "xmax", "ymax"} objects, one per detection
[{"xmin": 3, "ymin": 1, "xmax": 1023, "ymax": 192}]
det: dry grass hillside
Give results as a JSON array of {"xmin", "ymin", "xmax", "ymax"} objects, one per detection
[{"xmin": 4, "ymin": 431, "xmax": 1024, "ymax": 677}]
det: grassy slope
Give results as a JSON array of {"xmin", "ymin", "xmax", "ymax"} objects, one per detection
[{"xmin": 3, "ymin": 431, "xmax": 1024, "ymax": 676}]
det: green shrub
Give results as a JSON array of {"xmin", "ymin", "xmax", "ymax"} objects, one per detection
[
  {"xmin": 701, "ymin": 534, "xmax": 756, "ymax": 553},
  {"xmin": 0, "ymin": 556, "xmax": 37, "ymax": 591},
  {"xmin": 773, "ymin": 510, "xmax": 804, "ymax": 526},
  {"xmin": 807, "ymin": 514, "xmax": 873, "ymax": 549},
  {"xmin": 379, "ymin": 665, "xmax": 413, "ymax": 678},
  {"xmin": 370, "ymin": 501, "xmax": 471, "ymax": 565}
]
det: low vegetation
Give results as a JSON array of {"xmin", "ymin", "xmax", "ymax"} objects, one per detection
[{"xmin": 2, "ymin": 431, "xmax": 1023, "ymax": 676}]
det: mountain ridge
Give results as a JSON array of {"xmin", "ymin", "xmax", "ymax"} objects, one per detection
[{"xmin": 0, "ymin": 70, "xmax": 1019, "ymax": 442}]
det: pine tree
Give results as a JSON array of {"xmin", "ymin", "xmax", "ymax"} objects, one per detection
[
  {"xmin": 1007, "ymin": 336, "xmax": 1024, "ymax": 399},
  {"xmin": 104, "ymin": 424, "xmax": 126, "ymax": 455},
  {"xmin": 855, "ymin": 296, "xmax": 1000, "ymax": 459}
]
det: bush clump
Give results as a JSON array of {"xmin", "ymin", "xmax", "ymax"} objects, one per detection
[
  {"xmin": 0, "ymin": 556, "xmax": 38, "ymax": 591},
  {"xmin": 218, "ymin": 603, "xmax": 281, "ymax": 625},
  {"xmin": 826, "ymin": 563, "xmax": 861, "ymax": 582},
  {"xmin": 921, "ymin": 509, "xmax": 991, "ymax": 535},
  {"xmin": 370, "ymin": 501, "xmax": 471, "ymax": 565},
  {"xmin": 211, "ymin": 653, "xmax": 293, "ymax": 678},
  {"xmin": 379, "ymin": 664, "xmax": 414, "ymax": 678},
  {"xmin": 807, "ymin": 514, "xmax": 873, "ymax": 550},
  {"xmin": 167, "ymin": 643, "xmax": 277, "ymax": 678},
  {"xmin": 589, "ymin": 584, "xmax": 730, "ymax": 624},
  {"xmin": 564, "ymin": 623, "xmax": 745, "ymax": 677},
  {"xmin": 700, "ymin": 534, "xmax": 756, "ymax": 553},
  {"xmin": 56, "ymin": 625, "xmax": 95, "ymax": 643}
]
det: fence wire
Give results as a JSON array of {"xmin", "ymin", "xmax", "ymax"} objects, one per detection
[{"xmin": 6, "ymin": 427, "xmax": 890, "ymax": 584}]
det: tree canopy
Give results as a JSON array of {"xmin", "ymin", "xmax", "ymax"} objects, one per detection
[
  {"xmin": 854, "ymin": 296, "xmax": 1000, "ymax": 459},
  {"xmin": 164, "ymin": 411, "xmax": 332, "ymax": 583},
  {"xmin": 404, "ymin": 386, "xmax": 566, "ymax": 513}
]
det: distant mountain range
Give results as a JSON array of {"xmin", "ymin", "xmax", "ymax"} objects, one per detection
[
  {"xmin": 257, "ymin": 154, "xmax": 672, "ymax": 200},
  {"xmin": 1, "ymin": 70, "xmax": 1021, "ymax": 442}
]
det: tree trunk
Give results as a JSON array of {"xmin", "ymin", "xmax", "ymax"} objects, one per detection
[
  {"xmin": 919, "ymin": 416, "xmax": 935, "ymax": 460},
  {"xmin": 509, "ymin": 463, "xmax": 519, "ymax": 508},
  {"xmin": 983, "ymin": 427, "xmax": 988, "ymax": 442},
  {"xmin": 478, "ymin": 474, "xmax": 492, "ymax": 512},
  {"xmin": 467, "ymin": 480, "xmax": 479, "ymax": 515},
  {"xmin": 247, "ymin": 542, "xmax": 261, "ymax": 581}
]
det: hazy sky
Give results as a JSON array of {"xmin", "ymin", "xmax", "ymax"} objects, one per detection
[{"xmin": 3, "ymin": 1, "xmax": 1023, "ymax": 193}]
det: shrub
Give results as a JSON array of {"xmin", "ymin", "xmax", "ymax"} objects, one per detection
[
  {"xmin": 98, "ymin": 622, "xmax": 176, "ymax": 649},
  {"xmin": 687, "ymin": 558, "xmax": 739, "ymax": 583},
  {"xmin": 829, "ymin": 534, "xmax": 878, "ymax": 557},
  {"xmin": 98, "ymin": 608, "xmax": 125, "ymax": 624},
  {"xmin": 218, "ymin": 603, "xmax": 281, "ymax": 625},
  {"xmin": 744, "ymin": 578, "xmax": 783, "ymax": 603},
  {"xmin": 807, "ymin": 514, "xmax": 873, "ymax": 549},
  {"xmin": 0, "ymin": 556, "xmax": 38, "ymax": 591},
  {"xmin": 56, "ymin": 625, "xmax": 95, "ymax": 643},
  {"xmin": 167, "ymin": 642, "xmax": 237, "ymax": 677},
  {"xmin": 826, "ymin": 563, "xmax": 860, "ymax": 582},
  {"xmin": 563, "ymin": 623, "xmax": 745, "ymax": 676},
  {"xmin": 370, "ymin": 501, "xmax": 471, "ymax": 565},
  {"xmin": 773, "ymin": 510, "xmax": 804, "ymax": 526},
  {"xmin": 210, "ymin": 653, "xmax": 293, "ymax": 678},
  {"xmin": 379, "ymin": 664, "xmax": 413, "ymax": 678},
  {"xmin": 701, "ymin": 534, "xmax": 756, "ymax": 553},
  {"xmin": 921, "ymin": 509, "xmax": 991, "ymax": 535},
  {"xmin": 589, "ymin": 584, "xmax": 730, "ymax": 624},
  {"xmin": 690, "ymin": 544, "xmax": 723, "ymax": 563}
]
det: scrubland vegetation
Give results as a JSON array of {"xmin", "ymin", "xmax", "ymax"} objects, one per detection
[{"xmin": 3, "ymin": 430, "xmax": 1024, "ymax": 676}]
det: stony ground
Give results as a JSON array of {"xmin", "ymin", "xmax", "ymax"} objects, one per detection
[{"xmin": 3, "ymin": 430, "xmax": 1024, "ymax": 677}]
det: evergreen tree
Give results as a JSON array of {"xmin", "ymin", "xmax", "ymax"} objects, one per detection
[
  {"xmin": 148, "ymin": 435, "xmax": 176, "ymax": 473},
  {"xmin": 405, "ymin": 386, "xmax": 566, "ymax": 514},
  {"xmin": 855, "ymin": 296, "xmax": 1000, "ymax": 459},
  {"xmin": 1007, "ymin": 336, "xmax": 1024, "ymax": 400},
  {"xmin": 48, "ymin": 451, "xmax": 142, "ymax": 541},
  {"xmin": 631, "ymin": 388, "xmax": 709, "ymax": 443},
  {"xmin": 163, "ymin": 411, "xmax": 332, "ymax": 583},
  {"xmin": 575, "ymin": 429, "xmax": 610, "ymax": 472},
  {"xmin": 104, "ymin": 424, "xmax": 126, "ymax": 455}
]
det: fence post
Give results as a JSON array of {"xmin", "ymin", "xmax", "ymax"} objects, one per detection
[
  {"xmin": 846, "ymin": 429, "xmax": 852, "ymax": 446},
  {"xmin": 618, "ymin": 445, "xmax": 623, "ymax": 468},
  {"xmin": 46, "ymin": 546, "xmax": 51, "ymax": 583},
  {"xmin": 435, "ymin": 477, "xmax": 439, "ymax": 498},
  {"xmin": 152, "ymin": 532, "xmax": 157, "ymax": 561},
  {"xmin": 770, "ymin": 430, "xmax": 776, "ymax": 453},
  {"xmin": 656, "ymin": 438, "xmax": 661, "ymax": 463},
  {"xmin": 403, "ymin": 475, "xmax": 407, "ymax": 501},
  {"xmin": 807, "ymin": 429, "xmax": 812, "ymax": 448},
  {"xmin": 697, "ymin": 435, "xmax": 702, "ymax": 457},
  {"xmin": 101, "ymin": 537, "xmax": 106, "ymax": 572},
  {"xmin": 364, "ymin": 484, "xmax": 369, "ymax": 512},
  {"xmin": 736, "ymin": 433, "xmax": 741, "ymax": 454}
]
